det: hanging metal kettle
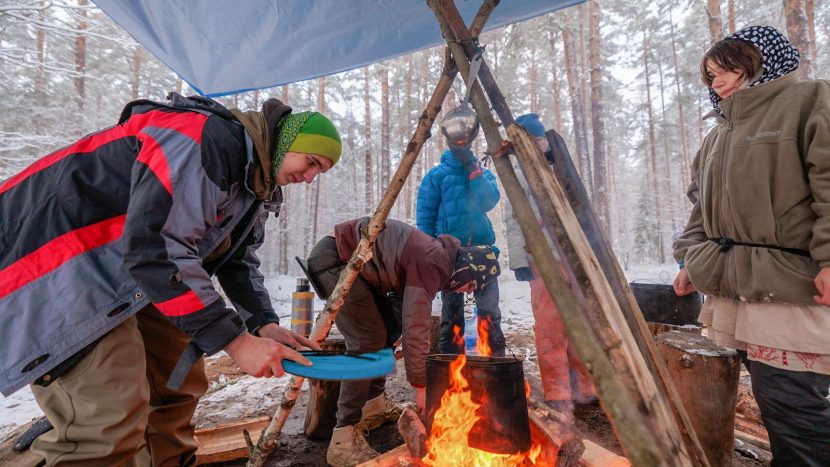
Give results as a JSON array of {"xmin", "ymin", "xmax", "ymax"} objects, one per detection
[
  {"xmin": 441, "ymin": 102, "xmax": 480, "ymax": 150},
  {"xmin": 440, "ymin": 53, "xmax": 484, "ymax": 150}
]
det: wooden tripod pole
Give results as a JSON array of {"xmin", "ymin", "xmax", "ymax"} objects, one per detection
[
  {"xmin": 244, "ymin": 3, "xmax": 498, "ymax": 465},
  {"xmin": 428, "ymin": 0, "xmax": 706, "ymax": 465}
]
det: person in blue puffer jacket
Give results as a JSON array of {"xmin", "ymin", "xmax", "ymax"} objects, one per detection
[{"xmin": 416, "ymin": 144, "xmax": 505, "ymax": 356}]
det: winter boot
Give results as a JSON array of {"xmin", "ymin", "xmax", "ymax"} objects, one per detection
[
  {"xmin": 326, "ymin": 423, "xmax": 379, "ymax": 467},
  {"xmin": 360, "ymin": 393, "xmax": 405, "ymax": 430},
  {"xmin": 545, "ymin": 399, "xmax": 575, "ymax": 426}
]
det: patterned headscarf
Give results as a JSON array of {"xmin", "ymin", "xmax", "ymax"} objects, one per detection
[{"xmin": 708, "ymin": 26, "xmax": 800, "ymax": 115}]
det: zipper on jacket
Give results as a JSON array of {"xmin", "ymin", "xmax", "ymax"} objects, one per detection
[{"xmin": 720, "ymin": 108, "xmax": 738, "ymax": 294}]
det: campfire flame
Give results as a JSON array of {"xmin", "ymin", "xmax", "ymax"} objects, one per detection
[
  {"xmin": 477, "ymin": 314, "xmax": 493, "ymax": 357},
  {"xmin": 423, "ymin": 325, "xmax": 542, "ymax": 466}
]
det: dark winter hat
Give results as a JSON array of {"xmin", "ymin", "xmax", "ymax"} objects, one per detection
[
  {"xmin": 515, "ymin": 113, "xmax": 546, "ymax": 137},
  {"xmin": 449, "ymin": 245, "xmax": 501, "ymax": 291}
]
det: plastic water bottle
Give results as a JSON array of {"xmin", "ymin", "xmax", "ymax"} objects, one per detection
[
  {"xmin": 291, "ymin": 278, "xmax": 314, "ymax": 337},
  {"xmin": 463, "ymin": 304, "xmax": 478, "ymax": 354}
]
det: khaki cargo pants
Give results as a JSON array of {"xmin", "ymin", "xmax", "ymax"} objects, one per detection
[{"xmin": 30, "ymin": 305, "xmax": 208, "ymax": 466}]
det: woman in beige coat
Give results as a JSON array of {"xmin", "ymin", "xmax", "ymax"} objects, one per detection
[{"xmin": 673, "ymin": 26, "xmax": 830, "ymax": 466}]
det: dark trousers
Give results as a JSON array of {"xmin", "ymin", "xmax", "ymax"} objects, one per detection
[
  {"xmin": 307, "ymin": 236, "xmax": 400, "ymax": 427},
  {"xmin": 438, "ymin": 282, "xmax": 505, "ymax": 357},
  {"xmin": 739, "ymin": 352, "xmax": 830, "ymax": 467}
]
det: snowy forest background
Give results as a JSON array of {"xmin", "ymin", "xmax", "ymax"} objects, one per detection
[{"xmin": 1, "ymin": 0, "xmax": 828, "ymax": 277}]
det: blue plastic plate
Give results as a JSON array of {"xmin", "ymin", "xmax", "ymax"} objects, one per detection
[{"xmin": 283, "ymin": 348, "xmax": 395, "ymax": 380}]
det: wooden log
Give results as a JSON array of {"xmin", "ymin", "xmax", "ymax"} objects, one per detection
[
  {"xmin": 303, "ymin": 338, "xmax": 346, "ymax": 439},
  {"xmin": 397, "ymin": 407, "xmax": 427, "ymax": 459},
  {"xmin": 356, "ymin": 444, "xmax": 411, "ymax": 467},
  {"xmin": 655, "ymin": 332, "xmax": 741, "ymax": 467},
  {"xmin": 526, "ymin": 379, "xmax": 629, "ymax": 467},
  {"xmin": 193, "ymin": 417, "xmax": 270, "ymax": 465}
]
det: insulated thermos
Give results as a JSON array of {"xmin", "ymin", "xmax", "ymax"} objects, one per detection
[{"xmin": 291, "ymin": 278, "xmax": 314, "ymax": 337}]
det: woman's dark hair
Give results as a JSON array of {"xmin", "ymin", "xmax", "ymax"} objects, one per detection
[{"xmin": 700, "ymin": 39, "xmax": 763, "ymax": 87}]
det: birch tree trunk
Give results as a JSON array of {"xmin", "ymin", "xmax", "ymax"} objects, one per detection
[
  {"xmin": 363, "ymin": 67, "xmax": 374, "ymax": 212},
  {"xmin": 642, "ymin": 32, "xmax": 665, "ymax": 263},
  {"xmin": 131, "ymin": 47, "xmax": 141, "ymax": 100},
  {"xmin": 706, "ymin": 0, "xmax": 723, "ymax": 44},
  {"xmin": 727, "ymin": 0, "xmax": 736, "ymax": 34},
  {"xmin": 381, "ymin": 66, "xmax": 390, "ymax": 202},
  {"xmin": 550, "ymin": 28, "xmax": 564, "ymax": 131},
  {"xmin": 578, "ymin": 4, "xmax": 591, "ymax": 144},
  {"xmin": 35, "ymin": 6, "xmax": 46, "ymax": 103},
  {"xmin": 588, "ymin": 0, "xmax": 609, "ymax": 235},
  {"xmin": 806, "ymin": 0, "xmax": 817, "ymax": 67},
  {"xmin": 404, "ymin": 55, "xmax": 414, "ymax": 220},
  {"xmin": 670, "ymin": 14, "xmax": 692, "ymax": 187},
  {"xmin": 784, "ymin": 0, "xmax": 814, "ymax": 79},
  {"xmin": 656, "ymin": 59, "xmax": 677, "ymax": 232},
  {"xmin": 278, "ymin": 186, "xmax": 290, "ymax": 273},
  {"xmin": 74, "ymin": 0, "xmax": 88, "ymax": 110},
  {"xmin": 529, "ymin": 46, "xmax": 538, "ymax": 114},
  {"xmin": 562, "ymin": 24, "xmax": 592, "ymax": 193},
  {"xmin": 308, "ymin": 77, "xmax": 326, "ymax": 243}
]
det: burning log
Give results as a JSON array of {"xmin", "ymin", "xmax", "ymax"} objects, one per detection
[
  {"xmin": 397, "ymin": 408, "xmax": 428, "ymax": 459},
  {"xmin": 356, "ymin": 445, "xmax": 412, "ymax": 467}
]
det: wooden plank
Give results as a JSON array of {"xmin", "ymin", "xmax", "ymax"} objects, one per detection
[{"xmin": 194, "ymin": 417, "xmax": 270, "ymax": 465}]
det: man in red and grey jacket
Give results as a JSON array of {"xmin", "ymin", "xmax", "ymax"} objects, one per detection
[
  {"xmin": 0, "ymin": 93, "xmax": 342, "ymax": 465},
  {"xmin": 304, "ymin": 217, "xmax": 500, "ymax": 467}
]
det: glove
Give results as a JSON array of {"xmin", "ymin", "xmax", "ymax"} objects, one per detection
[
  {"xmin": 514, "ymin": 267, "xmax": 534, "ymax": 282},
  {"xmin": 451, "ymin": 148, "xmax": 479, "ymax": 173}
]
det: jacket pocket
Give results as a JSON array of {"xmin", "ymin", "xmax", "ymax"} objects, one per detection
[{"xmin": 684, "ymin": 242, "xmax": 727, "ymax": 296}]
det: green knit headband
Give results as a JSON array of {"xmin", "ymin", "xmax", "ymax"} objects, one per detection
[{"xmin": 273, "ymin": 111, "xmax": 342, "ymax": 177}]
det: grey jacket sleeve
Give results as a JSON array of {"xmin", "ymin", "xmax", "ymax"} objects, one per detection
[{"xmin": 216, "ymin": 211, "xmax": 279, "ymax": 334}]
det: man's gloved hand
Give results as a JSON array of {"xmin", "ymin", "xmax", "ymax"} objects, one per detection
[
  {"xmin": 451, "ymin": 148, "xmax": 479, "ymax": 173},
  {"xmin": 514, "ymin": 267, "xmax": 534, "ymax": 282}
]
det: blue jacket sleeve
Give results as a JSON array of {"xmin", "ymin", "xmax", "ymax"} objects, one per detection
[
  {"xmin": 468, "ymin": 168, "xmax": 500, "ymax": 213},
  {"xmin": 416, "ymin": 171, "xmax": 441, "ymax": 238}
]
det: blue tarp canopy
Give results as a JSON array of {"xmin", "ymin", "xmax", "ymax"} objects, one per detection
[{"xmin": 93, "ymin": 0, "xmax": 583, "ymax": 97}]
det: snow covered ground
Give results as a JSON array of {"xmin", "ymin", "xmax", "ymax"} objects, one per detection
[{"xmin": 0, "ymin": 263, "xmax": 678, "ymax": 441}]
